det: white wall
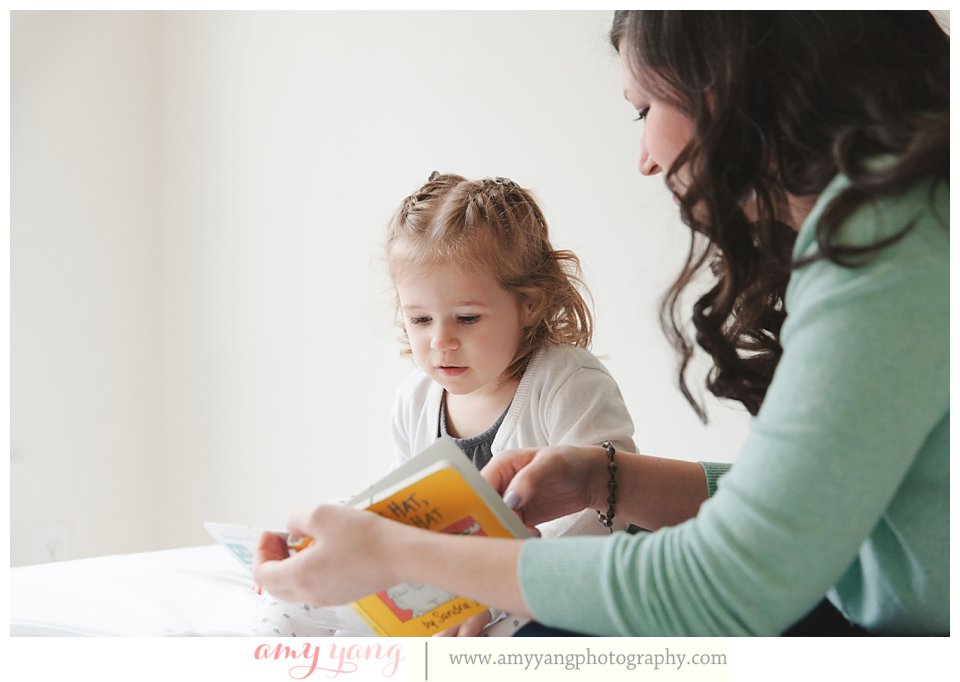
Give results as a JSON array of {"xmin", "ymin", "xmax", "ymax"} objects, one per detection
[
  {"xmin": 10, "ymin": 11, "xmax": 749, "ymax": 567},
  {"xmin": 11, "ymin": 12, "xmax": 163, "ymax": 565}
]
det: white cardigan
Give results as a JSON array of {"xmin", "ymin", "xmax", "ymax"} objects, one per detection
[{"xmin": 390, "ymin": 344, "xmax": 637, "ymax": 537}]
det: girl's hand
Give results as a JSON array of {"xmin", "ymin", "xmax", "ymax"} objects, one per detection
[
  {"xmin": 252, "ymin": 505, "xmax": 400, "ymax": 606},
  {"xmin": 481, "ymin": 445, "xmax": 607, "ymax": 527},
  {"xmin": 434, "ymin": 609, "xmax": 493, "ymax": 637}
]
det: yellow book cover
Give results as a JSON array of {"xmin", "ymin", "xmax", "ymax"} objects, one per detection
[{"xmin": 345, "ymin": 438, "xmax": 530, "ymax": 636}]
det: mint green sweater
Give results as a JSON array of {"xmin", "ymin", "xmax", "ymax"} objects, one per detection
[{"xmin": 518, "ymin": 173, "xmax": 949, "ymax": 635}]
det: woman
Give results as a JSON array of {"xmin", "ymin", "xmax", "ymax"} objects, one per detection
[{"xmin": 253, "ymin": 11, "xmax": 949, "ymax": 636}]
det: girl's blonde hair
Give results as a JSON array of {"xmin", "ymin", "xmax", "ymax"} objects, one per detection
[{"xmin": 386, "ymin": 172, "xmax": 593, "ymax": 380}]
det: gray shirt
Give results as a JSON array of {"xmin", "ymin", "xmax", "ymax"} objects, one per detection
[{"xmin": 439, "ymin": 396, "xmax": 508, "ymax": 470}]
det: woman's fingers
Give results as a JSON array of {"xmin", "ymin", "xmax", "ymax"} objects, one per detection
[
  {"xmin": 493, "ymin": 445, "xmax": 601, "ymax": 527},
  {"xmin": 253, "ymin": 513, "xmax": 322, "ymax": 603},
  {"xmin": 255, "ymin": 530, "xmax": 290, "ymax": 563},
  {"xmin": 253, "ymin": 505, "xmax": 402, "ymax": 608},
  {"xmin": 481, "ymin": 447, "xmax": 540, "ymax": 494},
  {"xmin": 253, "ymin": 531, "xmax": 304, "ymax": 601}
]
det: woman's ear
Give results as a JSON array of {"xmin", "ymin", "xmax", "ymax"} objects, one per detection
[{"xmin": 705, "ymin": 88, "xmax": 716, "ymax": 114}]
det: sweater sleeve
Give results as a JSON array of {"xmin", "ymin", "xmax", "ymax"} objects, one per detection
[
  {"xmin": 389, "ymin": 396, "xmax": 409, "ymax": 471},
  {"xmin": 534, "ymin": 355, "xmax": 638, "ymax": 537},
  {"xmin": 541, "ymin": 362, "xmax": 638, "ymax": 455},
  {"xmin": 389, "ymin": 371, "xmax": 422, "ymax": 470},
  {"xmin": 518, "ymin": 177, "xmax": 949, "ymax": 635},
  {"xmin": 699, "ymin": 462, "xmax": 731, "ymax": 497}
]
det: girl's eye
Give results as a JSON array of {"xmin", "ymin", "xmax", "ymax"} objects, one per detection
[
  {"xmin": 633, "ymin": 107, "xmax": 650, "ymax": 122},
  {"xmin": 408, "ymin": 316, "xmax": 431, "ymax": 325},
  {"xmin": 457, "ymin": 315, "xmax": 480, "ymax": 325}
]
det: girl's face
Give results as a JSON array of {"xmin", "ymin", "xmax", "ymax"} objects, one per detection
[
  {"xmin": 618, "ymin": 44, "xmax": 696, "ymax": 199},
  {"xmin": 395, "ymin": 262, "xmax": 530, "ymax": 399}
]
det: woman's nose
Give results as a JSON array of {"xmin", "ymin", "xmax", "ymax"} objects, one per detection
[{"xmin": 639, "ymin": 138, "xmax": 661, "ymax": 176}]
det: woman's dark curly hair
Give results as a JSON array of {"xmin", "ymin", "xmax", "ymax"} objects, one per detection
[{"xmin": 611, "ymin": 10, "xmax": 949, "ymax": 420}]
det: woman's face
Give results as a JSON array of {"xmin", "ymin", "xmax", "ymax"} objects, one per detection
[
  {"xmin": 618, "ymin": 44, "xmax": 696, "ymax": 200},
  {"xmin": 618, "ymin": 42, "xmax": 809, "ymax": 228}
]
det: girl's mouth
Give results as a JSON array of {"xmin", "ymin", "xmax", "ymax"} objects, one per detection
[{"xmin": 437, "ymin": 366, "xmax": 467, "ymax": 377}]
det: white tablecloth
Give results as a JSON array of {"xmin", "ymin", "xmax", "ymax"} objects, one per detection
[{"xmin": 9, "ymin": 544, "xmax": 370, "ymax": 637}]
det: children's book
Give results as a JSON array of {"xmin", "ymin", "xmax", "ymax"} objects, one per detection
[{"xmin": 205, "ymin": 437, "xmax": 530, "ymax": 637}]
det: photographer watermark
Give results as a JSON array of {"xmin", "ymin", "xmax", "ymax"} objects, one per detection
[{"xmin": 253, "ymin": 640, "xmax": 406, "ymax": 680}]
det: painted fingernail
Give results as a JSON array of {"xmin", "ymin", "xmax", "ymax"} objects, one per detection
[{"xmin": 503, "ymin": 490, "xmax": 522, "ymax": 509}]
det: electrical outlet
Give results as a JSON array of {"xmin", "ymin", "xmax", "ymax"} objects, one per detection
[{"xmin": 31, "ymin": 524, "xmax": 72, "ymax": 564}]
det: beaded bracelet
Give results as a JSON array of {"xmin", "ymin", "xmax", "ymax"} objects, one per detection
[{"xmin": 597, "ymin": 441, "xmax": 617, "ymax": 532}]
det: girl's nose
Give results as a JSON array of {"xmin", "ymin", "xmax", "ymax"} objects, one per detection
[{"xmin": 430, "ymin": 324, "xmax": 459, "ymax": 351}]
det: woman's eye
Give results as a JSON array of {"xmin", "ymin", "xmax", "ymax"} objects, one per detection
[
  {"xmin": 457, "ymin": 315, "xmax": 480, "ymax": 325},
  {"xmin": 633, "ymin": 107, "xmax": 650, "ymax": 122},
  {"xmin": 408, "ymin": 316, "xmax": 431, "ymax": 325}
]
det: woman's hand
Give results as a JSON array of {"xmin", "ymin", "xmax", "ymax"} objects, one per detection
[
  {"xmin": 485, "ymin": 445, "xmax": 711, "ymax": 532},
  {"xmin": 253, "ymin": 505, "xmax": 400, "ymax": 606},
  {"xmin": 482, "ymin": 445, "xmax": 608, "ymax": 527},
  {"xmin": 253, "ymin": 502, "xmax": 531, "ymax": 618}
]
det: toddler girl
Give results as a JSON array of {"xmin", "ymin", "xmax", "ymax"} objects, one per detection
[{"xmin": 385, "ymin": 172, "xmax": 637, "ymax": 635}]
